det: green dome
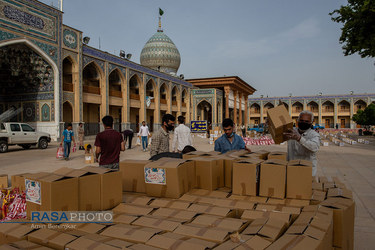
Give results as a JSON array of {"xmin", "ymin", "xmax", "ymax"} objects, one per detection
[{"xmin": 140, "ymin": 31, "xmax": 181, "ymax": 74}]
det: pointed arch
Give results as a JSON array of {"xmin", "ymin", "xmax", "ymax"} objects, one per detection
[
  {"xmin": 109, "ymin": 68, "xmax": 124, "ymax": 98},
  {"xmin": 146, "ymin": 78, "xmax": 156, "ymax": 98},
  {"xmin": 0, "ymin": 38, "xmax": 60, "ymax": 129}
]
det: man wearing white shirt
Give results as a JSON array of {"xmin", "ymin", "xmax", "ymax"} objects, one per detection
[
  {"xmin": 172, "ymin": 116, "xmax": 193, "ymax": 152},
  {"xmin": 138, "ymin": 121, "xmax": 150, "ymax": 152}
]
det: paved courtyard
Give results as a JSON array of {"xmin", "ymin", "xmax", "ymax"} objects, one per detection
[{"xmin": 0, "ymin": 134, "xmax": 374, "ymax": 249}]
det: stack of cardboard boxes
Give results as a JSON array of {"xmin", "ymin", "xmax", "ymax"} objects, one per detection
[{"xmin": 0, "ymin": 148, "xmax": 355, "ymax": 249}]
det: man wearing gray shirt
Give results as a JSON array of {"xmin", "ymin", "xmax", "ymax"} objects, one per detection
[{"xmin": 284, "ymin": 111, "xmax": 320, "ymax": 176}]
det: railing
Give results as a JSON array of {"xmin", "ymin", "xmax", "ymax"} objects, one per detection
[
  {"xmin": 160, "ymin": 99, "xmax": 167, "ymax": 104},
  {"xmin": 83, "ymin": 85, "xmax": 100, "ymax": 95},
  {"xmin": 84, "ymin": 123, "xmax": 100, "ymax": 136},
  {"xmin": 182, "ymin": 103, "xmax": 186, "ymax": 107},
  {"xmin": 109, "ymin": 90, "xmax": 122, "ymax": 98},
  {"xmin": 130, "ymin": 94, "xmax": 140, "ymax": 100},
  {"xmin": 151, "ymin": 99, "xmax": 155, "ymax": 103},
  {"xmin": 172, "ymin": 101, "xmax": 177, "ymax": 106},
  {"xmin": 63, "ymin": 83, "xmax": 73, "ymax": 92}
]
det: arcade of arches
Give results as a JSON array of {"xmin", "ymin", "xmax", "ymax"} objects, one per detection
[{"xmin": 248, "ymin": 95, "xmax": 375, "ymax": 129}]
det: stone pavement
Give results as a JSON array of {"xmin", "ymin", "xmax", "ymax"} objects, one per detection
[{"xmin": 0, "ymin": 135, "xmax": 374, "ymax": 249}]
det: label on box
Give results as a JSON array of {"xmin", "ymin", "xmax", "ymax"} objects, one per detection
[
  {"xmin": 85, "ymin": 155, "xmax": 92, "ymax": 161},
  {"xmin": 25, "ymin": 179, "xmax": 41, "ymax": 204},
  {"xmin": 144, "ymin": 168, "xmax": 166, "ymax": 185}
]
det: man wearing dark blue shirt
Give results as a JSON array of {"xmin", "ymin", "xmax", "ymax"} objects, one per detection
[{"xmin": 214, "ymin": 118, "xmax": 247, "ymax": 154}]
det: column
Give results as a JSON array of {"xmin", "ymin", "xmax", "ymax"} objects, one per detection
[
  {"xmin": 186, "ymin": 88, "xmax": 191, "ymax": 124},
  {"xmin": 318, "ymin": 99, "xmax": 322, "ymax": 127},
  {"xmin": 72, "ymin": 60, "xmax": 81, "ymax": 134},
  {"xmin": 100, "ymin": 62, "xmax": 109, "ymax": 132},
  {"xmin": 139, "ymin": 73, "xmax": 147, "ymax": 127},
  {"xmin": 245, "ymin": 98, "xmax": 249, "ymax": 128},
  {"xmin": 239, "ymin": 92, "xmax": 243, "ymax": 125},
  {"xmin": 234, "ymin": 90, "xmax": 237, "ymax": 125},
  {"xmin": 303, "ymin": 100, "xmax": 307, "ymax": 111},
  {"xmin": 121, "ymin": 68, "xmax": 130, "ymax": 130},
  {"xmin": 167, "ymin": 82, "xmax": 172, "ymax": 114},
  {"xmin": 288, "ymin": 99, "xmax": 292, "ymax": 116},
  {"xmin": 224, "ymin": 86, "xmax": 230, "ymax": 118},
  {"xmin": 177, "ymin": 86, "xmax": 182, "ymax": 117},
  {"xmin": 154, "ymin": 78, "xmax": 161, "ymax": 131},
  {"xmin": 350, "ymin": 97, "xmax": 354, "ymax": 128},
  {"xmin": 260, "ymin": 100, "xmax": 264, "ymax": 124},
  {"xmin": 333, "ymin": 98, "xmax": 338, "ymax": 128}
]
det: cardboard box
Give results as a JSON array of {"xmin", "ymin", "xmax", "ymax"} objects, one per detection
[
  {"xmin": 192, "ymin": 157, "xmax": 224, "ymax": 191},
  {"xmin": 253, "ymin": 150, "xmax": 270, "ymax": 160},
  {"xmin": 65, "ymin": 237, "xmax": 120, "ymax": 250},
  {"xmin": 187, "ymin": 203, "xmax": 235, "ymax": 217},
  {"xmin": 132, "ymin": 216, "xmax": 182, "ymax": 232},
  {"xmin": 267, "ymin": 151, "xmax": 287, "ymax": 161},
  {"xmin": 267, "ymin": 105, "xmax": 293, "ymax": 144},
  {"xmin": 286, "ymin": 160, "xmax": 312, "ymax": 200},
  {"xmin": 190, "ymin": 214, "xmax": 248, "ymax": 232},
  {"xmin": 82, "ymin": 166, "xmax": 122, "ymax": 210},
  {"xmin": 84, "ymin": 153, "xmax": 95, "ymax": 164},
  {"xmin": 76, "ymin": 223, "xmax": 107, "ymax": 234},
  {"xmin": 112, "ymin": 203, "xmax": 154, "ymax": 216},
  {"xmin": 258, "ymin": 218, "xmax": 288, "ymax": 242},
  {"xmin": 241, "ymin": 217, "xmax": 268, "ymax": 235},
  {"xmin": 241, "ymin": 210, "xmax": 291, "ymax": 225},
  {"xmin": 25, "ymin": 173, "xmax": 79, "ymax": 218},
  {"xmin": 228, "ymin": 195, "xmax": 268, "ymax": 204},
  {"xmin": 213, "ymin": 199, "xmax": 255, "ymax": 211},
  {"xmin": 125, "ymin": 196, "xmax": 154, "ymax": 206},
  {"xmin": 0, "ymin": 224, "xmax": 35, "ymax": 245},
  {"xmin": 0, "ymin": 174, "xmax": 8, "ymax": 189},
  {"xmin": 28, "ymin": 228, "xmax": 77, "ymax": 250},
  {"xmin": 259, "ymin": 159, "xmax": 287, "ymax": 199},
  {"xmin": 327, "ymin": 188, "xmax": 353, "ymax": 200},
  {"xmin": 54, "ymin": 167, "xmax": 101, "ymax": 211},
  {"xmin": 129, "ymin": 244, "xmax": 162, "ymax": 250},
  {"xmin": 173, "ymin": 223, "xmax": 230, "ymax": 243},
  {"xmin": 320, "ymin": 197, "xmax": 355, "ymax": 250},
  {"xmin": 266, "ymin": 234, "xmax": 321, "ymax": 250},
  {"xmin": 213, "ymin": 235, "xmax": 252, "ymax": 250},
  {"xmin": 151, "ymin": 207, "xmax": 198, "ymax": 223},
  {"xmin": 311, "ymin": 190, "xmax": 327, "ymax": 205},
  {"xmin": 285, "ymin": 199, "xmax": 310, "ymax": 207},
  {"xmin": 145, "ymin": 233, "xmax": 216, "ymax": 250},
  {"xmin": 303, "ymin": 217, "xmax": 333, "ymax": 250},
  {"xmin": 100, "ymin": 224, "xmax": 161, "ymax": 244},
  {"xmin": 215, "ymin": 155, "xmax": 236, "ymax": 188},
  {"xmin": 144, "ymin": 159, "xmax": 194, "ymax": 198},
  {"xmin": 119, "ymin": 160, "xmax": 150, "ymax": 193},
  {"xmin": 1, "ymin": 240, "xmax": 47, "ymax": 250},
  {"xmin": 182, "ymin": 151, "xmax": 220, "ymax": 160},
  {"xmin": 11, "ymin": 173, "xmax": 29, "ymax": 192},
  {"xmin": 113, "ymin": 214, "xmax": 139, "ymax": 224},
  {"xmin": 233, "ymin": 235, "xmax": 272, "ymax": 250},
  {"xmin": 149, "ymin": 198, "xmax": 190, "ymax": 210},
  {"xmin": 232, "ymin": 159, "xmax": 263, "ymax": 196}
]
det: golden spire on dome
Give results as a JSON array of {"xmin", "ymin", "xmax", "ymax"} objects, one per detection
[{"xmin": 158, "ymin": 8, "xmax": 164, "ymax": 32}]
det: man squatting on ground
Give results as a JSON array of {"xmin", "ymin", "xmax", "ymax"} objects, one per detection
[{"xmin": 284, "ymin": 110, "xmax": 320, "ymax": 176}]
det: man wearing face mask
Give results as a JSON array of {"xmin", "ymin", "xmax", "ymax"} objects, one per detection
[
  {"xmin": 284, "ymin": 110, "xmax": 320, "ymax": 176},
  {"xmin": 214, "ymin": 118, "xmax": 247, "ymax": 154},
  {"xmin": 150, "ymin": 113, "xmax": 175, "ymax": 157}
]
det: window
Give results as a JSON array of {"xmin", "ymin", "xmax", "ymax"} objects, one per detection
[
  {"xmin": 21, "ymin": 124, "xmax": 34, "ymax": 132},
  {"xmin": 10, "ymin": 124, "xmax": 21, "ymax": 132}
]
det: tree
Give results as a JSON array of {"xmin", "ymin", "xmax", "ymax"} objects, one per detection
[
  {"xmin": 352, "ymin": 103, "xmax": 375, "ymax": 130},
  {"xmin": 330, "ymin": 0, "xmax": 375, "ymax": 58}
]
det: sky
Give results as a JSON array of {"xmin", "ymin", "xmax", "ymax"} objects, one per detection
[{"xmin": 44, "ymin": 0, "xmax": 374, "ymax": 97}]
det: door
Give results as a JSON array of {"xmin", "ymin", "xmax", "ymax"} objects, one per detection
[
  {"xmin": 340, "ymin": 119, "xmax": 345, "ymax": 128},
  {"xmin": 325, "ymin": 119, "xmax": 330, "ymax": 128},
  {"xmin": 9, "ymin": 124, "xmax": 23, "ymax": 144},
  {"xmin": 21, "ymin": 124, "xmax": 38, "ymax": 143},
  {"xmin": 136, "ymin": 115, "xmax": 139, "ymax": 133}
]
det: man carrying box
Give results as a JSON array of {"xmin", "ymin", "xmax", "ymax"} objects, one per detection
[
  {"xmin": 214, "ymin": 118, "xmax": 248, "ymax": 154},
  {"xmin": 283, "ymin": 111, "xmax": 320, "ymax": 176}
]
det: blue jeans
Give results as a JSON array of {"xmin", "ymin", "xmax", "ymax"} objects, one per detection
[
  {"xmin": 141, "ymin": 136, "xmax": 148, "ymax": 150},
  {"xmin": 64, "ymin": 141, "xmax": 71, "ymax": 158}
]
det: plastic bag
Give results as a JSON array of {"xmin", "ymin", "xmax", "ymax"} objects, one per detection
[
  {"xmin": 56, "ymin": 146, "xmax": 64, "ymax": 159},
  {"xmin": 72, "ymin": 144, "xmax": 77, "ymax": 153},
  {"xmin": 148, "ymin": 138, "xmax": 152, "ymax": 146},
  {"xmin": 136, "ymin": 137, "xmax": 141, "ymax": 146}
]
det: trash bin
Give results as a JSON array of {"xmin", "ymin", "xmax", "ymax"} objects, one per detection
[{"xmin": 359, "ymin": 129, "xmax": 363, "ymax": 136}]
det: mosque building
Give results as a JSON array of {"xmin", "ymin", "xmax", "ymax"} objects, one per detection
[{"xmin": 0, "ymin": 0, "xmax": 373, "ymax": 141}]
